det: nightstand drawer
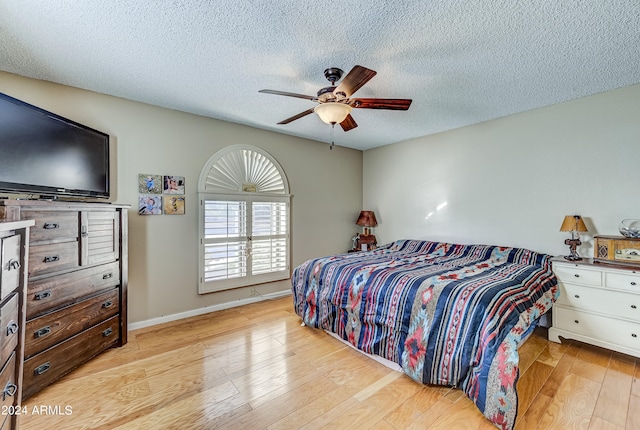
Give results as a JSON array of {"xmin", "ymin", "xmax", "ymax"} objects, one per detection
[
  {"xmin": 553, "ymin": 264, "xmax": 602, "ymax": 287},
  {"xmin": 554, "ymin": 306, "xmax": 640, "ymax": 352},
  {"xmin": 605, "ymin": 271, "xmax": 640, "ymax": 293},
  {"xmin": 557, "ymin": 283, "xmax": 640, "ymax": 322}
]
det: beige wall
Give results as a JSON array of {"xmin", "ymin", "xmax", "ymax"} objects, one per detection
[
  {"xmin": 0, "ymin": 72, "xmax": 363, "ymax": 324},
  {"xmin": 364, "ymin": 83, "xmax": 640, "ymax": 258}
]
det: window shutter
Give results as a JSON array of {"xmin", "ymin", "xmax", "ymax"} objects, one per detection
[
  {"xmin": 251, "ymin": 201, "xmax": 288, "ymax": 275},
  {"xmin": 198, "ymin": 146, "xmax": 290, "ymax": 294},
  {"xmin": 202, "ymin": 200, "xmax": 247, "ymax": 282}
]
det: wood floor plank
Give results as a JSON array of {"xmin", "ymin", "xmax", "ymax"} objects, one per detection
[
  {"xmin": 17, "ymin": 297, "xmax": 640, "ymax": 430},
  {"xmin": 383, "ymin": 385, "xmax": 451, "ymax": 429},
  {"xmin": 537, "ymin": 373, "xmax": 601, "ymax": 429},
  {"xmin": 539, "ymin": 350, "xmax": 576, "ymax": 398},
  {"xmin": 518, "ymin": 330, "xmax": 550, "ymax": 372},
  {"xmin": 222, "ymin": 376, "xmax": 337, "ymax": 429},
  {"xmin": 627, "ymin": 394, "xmax": 640, "ymax": 430},
  {"xmin": 592, "ymin": 368, "xmax": 632, "ymax": 428},
  {"xmin": 317, "ymin": 374, "xmax": 422, "ymax": 429},
  {"xmin": 514, "ymin": 392, "xmax": 553, "ymax": 430},
  {"xmin": 588, "ymin": 416, "xmax": 625, "ymax": 430},
  {"xmin": 516, "ymin": 359, "xmax": 554, "ymax": 418}
]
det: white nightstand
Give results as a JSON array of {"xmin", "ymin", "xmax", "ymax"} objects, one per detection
[{"xmin": 549, "ymin": 257, "xmax": 640, "ymax": 357}]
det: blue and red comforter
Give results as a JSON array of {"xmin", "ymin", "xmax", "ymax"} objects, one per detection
[{"xmin": 291, "ymin": 240, "xmax": 558, "ymax": 430}]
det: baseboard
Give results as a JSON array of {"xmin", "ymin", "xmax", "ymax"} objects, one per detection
[{"xmin": 128, "ymin": 289, "xmax": 292, "ymax": 331}]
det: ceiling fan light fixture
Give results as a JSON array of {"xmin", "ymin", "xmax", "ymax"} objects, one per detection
[{"xmin": 314, "ymin": 103, "xmax": 352, "ymax": 125}]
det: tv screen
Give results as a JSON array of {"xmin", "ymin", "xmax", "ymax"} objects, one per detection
[{"xmin": 0, "ymin": 92, "xmax": 110, "ymax": 198}]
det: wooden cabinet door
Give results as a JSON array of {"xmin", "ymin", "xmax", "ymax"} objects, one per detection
[{"xmin": 80, "ymin": 211, "xmax": 119, "ymax": 266}]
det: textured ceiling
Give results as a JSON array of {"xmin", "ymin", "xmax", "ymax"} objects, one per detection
[{"xmin": 1, "ymin": 1, "xmax": 639, "ymax": 151}]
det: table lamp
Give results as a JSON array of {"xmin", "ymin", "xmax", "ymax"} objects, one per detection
[{"xmin": 559, "ymin": 215, "xmax": 588, "ymax": 261}]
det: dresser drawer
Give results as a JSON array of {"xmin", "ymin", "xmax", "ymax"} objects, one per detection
[
  {"xmin": 557, "ymin": 283, "xmax": 640, "ymax": 322},
  {"xmin": 605, "ymin": 271, "xmax": 640, "ymax": 293},
  {"xmin": 0, "ymin": 353, "xmax": 17, "ymax": 416},
  {"xmin": 23, "ymin": 316, "xmax": 120, "ymax": 399},
  {"xmin": 553, "ymin": 264, "xmax": 602, "ymax": 287},
  {"xmin": 23, "ymin": 211, "xmax": 79, "ymax": 244},
  {"xmin": 29, "ymin": 241, "xmax": 79, "ymax": 278},
  {"xmin": 27, "ymin": 261, "xmax": 120, "ymax": 319},
  {"xmin": 0, "ymin": 294, "xmax": 19, "ymax": 366},
  {"xmin": 0, "ymin": 235, "xmax": 21, "ymax": 302},
  {"xmin": 554, "ymin": 306, "xmax": 640, "ymax": 353},
  {"xmin": 25, "ymin": 288, "xmax": 119, "ymax": 358}
]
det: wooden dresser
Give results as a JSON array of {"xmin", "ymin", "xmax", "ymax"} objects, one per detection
[
  {"xmin": 549, "ymin": 257, "xmax": 640, "ymax": 357},
  {"xmin": 0, "ymin": 220, "xmax": 33, "ymax": 430},
  {"xmin": 0, "ymin": 200, "xmax": 128, "ymax": 399}
]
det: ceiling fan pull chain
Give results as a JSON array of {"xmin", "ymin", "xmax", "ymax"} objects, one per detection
[{"xmin": 330, "ymin": 123, "xmax": 335, "ymax": 150}]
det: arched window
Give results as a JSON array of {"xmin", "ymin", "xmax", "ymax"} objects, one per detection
[{"xmin": 198, "ymin": 145, "xmax": 291, "ymax": 293}]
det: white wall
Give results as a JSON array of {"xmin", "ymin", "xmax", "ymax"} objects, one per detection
[
  {"xmin": 364, "ymin": 84, "xmax": 640, "ymax": 258},
  {"xmin": 0, "ymin": 72, "xmax": 363, "ymax": 324}
]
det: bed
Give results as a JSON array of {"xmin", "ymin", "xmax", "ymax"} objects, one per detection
[{"xmin": 291, "ymin": 239, "xmax": 558, "ymax": 430}]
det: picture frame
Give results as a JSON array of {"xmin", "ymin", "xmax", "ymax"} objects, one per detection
[
  {"xmin": 163, "ymin": 175, "xmax": 185, "ymax": 194},
  {"xmin": 163, "ymin": 195, "xmax": 185, "ymax": 215},
  {"xmin": 138, "ymin": 174, "xmax": 163, "ymax": 194},
  {"xmin": 138, "ymin": 194, "xmax": 162, "ymax": 215}
]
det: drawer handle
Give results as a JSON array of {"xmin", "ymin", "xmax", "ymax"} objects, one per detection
[
  {"xmin": 43, "ymin": 222, "xmax": 59, "ymax": 229},
  {"xmin": 102, "ymin": 300, "xmax": 114, "ymax": 309},
  {"xmin": 34, "ymin": 290, "xmax": 52, "ymax": 300},
  {"xmin": 574, "ymin": 294, "xmax": 580, "ymax": 299},
  {"xmin": 34, "ymin": 326, "xmax": 51, "ymax": 339},
  {"xmin": 34, "ymin": 362, "xmax": 51, "ymax": 376},
  {"xmin": 103, "ymin": 273, "xmax": 113, "ymax": 280},
  {"xmin": 43, "ymin": 255, "xmax": 60, "ymax": 263},
  {"xmin": 574, "ymin": 274, "xmax": 580, "ymax": 278},
  {"xmin": 2, "ymin": 383, "xmax": 17, "ymax": 401},
  {"xmin": 574, "ymin": 320, "xmax": 579, "ymax": 324},
  {"xmin": 6, "ymin": 321, "xmax": 18, "ymax": 336},
  {"xmin": 8, "ymin": 259, "xmax": 20, "ymax": 271},
  {"xmin": 103, "ymin": 327, "xmax": 114, "ymax": 337}
]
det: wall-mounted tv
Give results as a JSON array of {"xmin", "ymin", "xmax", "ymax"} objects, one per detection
[{"xmin": 0, "ymin": 92, "xmax": 110, "ymax": 199}]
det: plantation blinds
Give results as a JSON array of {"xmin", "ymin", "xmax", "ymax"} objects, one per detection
[{"xmin": 198, "ymin": 146, "xmax": 290, "ymax": 293}]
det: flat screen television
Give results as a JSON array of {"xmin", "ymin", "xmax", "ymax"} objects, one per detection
[{"xmin": 0, "ymin": 92, "xmax": 110, "ymax": 199}]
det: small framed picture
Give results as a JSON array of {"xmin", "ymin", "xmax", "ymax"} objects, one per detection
[
  {"xmin": 163, "ymin": 196, "xmax": 185, "ymax": 215},
  {"xmin": 163, "ymin": 175, "xmax": 185, "ymax": 194},
  {"xmin": 138, "ymin": 195, "xmax": 162, "ymax": 215},
  {"xmin": 139, "ymin": 174, "xmax": 162, "ymax": 194}
]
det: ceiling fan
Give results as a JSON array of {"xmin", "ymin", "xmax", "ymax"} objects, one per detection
[{"xmin": 259, "ymin": 65, "xmax": 412, "ymax": 133}]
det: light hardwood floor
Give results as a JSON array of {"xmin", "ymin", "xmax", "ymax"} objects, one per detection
[{"xmin": 20, "ymin": 296, "xmax": 640, "ymax": 429}]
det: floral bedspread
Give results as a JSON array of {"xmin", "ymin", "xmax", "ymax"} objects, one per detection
[{"xmin": 291, "ymin": 240, "xmax": 558, "ymax": 430}]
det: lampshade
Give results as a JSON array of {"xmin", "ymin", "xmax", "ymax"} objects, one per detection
[
  {"xmin": 314, "ymin": 103, "xmax": 352, "ymax": 124},
  {"xmin": 356, "ymin": 211, "xmax": 378, "ymax": 227},
  {"xmin": 559, "ymin": 215, "xmax": 588, "ymax": 232}
]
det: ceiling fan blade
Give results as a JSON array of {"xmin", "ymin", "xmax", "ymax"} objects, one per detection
[
  {"xmin": 339, "ymin": 114, "xmax": 358, "ymax": 132},
  {"xmin": 276, "ymin": 108, "xmax": 316, "ymax": 125},
  {"xmin": 350, "ymin": 98, "xmax": 412, "ymax": 110},
  {"xmin": 334, "ymin": 65, "xmax": 377, "ymax": 97},
  {"xmin": 259, "ymin": 89, "xmax": 318, "ymax": 101}
]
